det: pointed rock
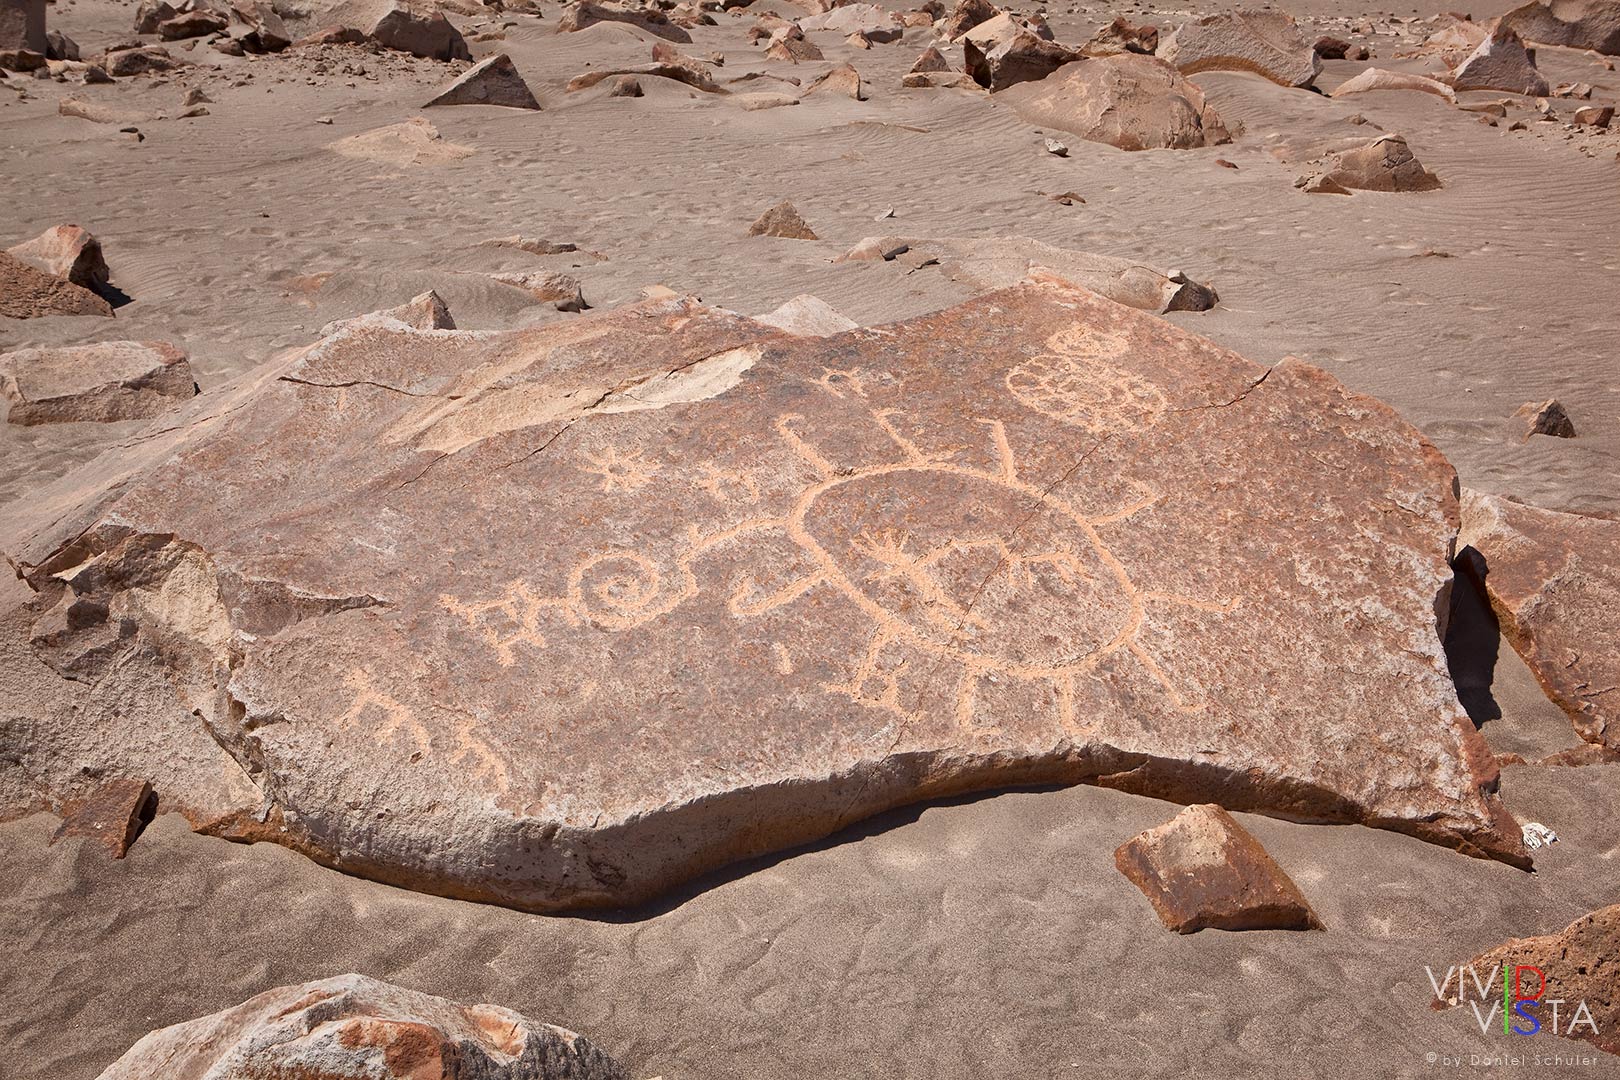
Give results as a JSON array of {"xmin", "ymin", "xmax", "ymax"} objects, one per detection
[
  {"xmin": 6, "ymin": 224, "xmax": 110, "ymax": 295},
  {"xmin": 92, "ymin": 975, "xmax": 630, "ymax": 1080},
  {"xmin": 765, "ymin": 27, "xmax": 823, "ymax": 62},
  {"xmin": 1159, "ymin": 10, "xmax": 1322, "ymax": 88},
  {"xmin": 1516, "ymin": 398, "xmax": 1576, "ymax": 439},
  {"xmin": 0, "ymin": 251, "xmax": 112, "ymax": 318},
  {"xmin": 747, "ymin": 199, "xmax": 818, "ymax": 238},
  {"xmin": 1459, "ymin": 490, "xmax": 1618, "ymax": 752},
  {"xmin": 50, "ymin": 778, "xmax": 154, "ymax": 858},
  {"xmin": 1116, "ymin": 804, "xmax": 1322, "ymax": 933},
  {"xmin": 755, "ymin": 294, "xmax": 858, "ymax": 336},
  {"xmin": 610, "ymin": 74, "xmax": 643, "ymax": 96},
  {"xmin": 909, "ymin": 45, "xmax": 950, "ymax": 73},
  {"xmin": 2, "ymin": 340, "xmax": 196, "ymax": 424},
  {"xmin": 1451, "ymin": 24, "xmax": 1550, "ymax": 95},
  {"xmin": 1002, "ymin": 53, "xmax": 1229, "ymax": 150},
  {"xmin": 804, "ymin": 61, "xmax": 863, "ymax": 99},
  {"xmin": 1320, "ymin": 134, "xmax": 1441, "ymax": 192},
  {"xmin": 425, "ymin": 53, "xmax": 540, "ymax": 109},
  {"xmin": 941, "ymin": 0, "xmax": 996, "ymax": 39}
]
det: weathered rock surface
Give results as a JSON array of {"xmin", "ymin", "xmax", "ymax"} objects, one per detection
[
  {"xmin": 557, "ymin": 0, "xmax": 692, "ymax": 43},
  {"xmin": 754, "ymin": 293, "xmax": 858, "ymax": 336},
  {"xmin": 962, "ymin": 12, "xmax": 1080, "ymax": 91},
  {"xmin": 425, "ymin": 53, "xmax": 541, "ymax": 109},
  {"xmin": 1081, "ymin": 16, "xmax": 1159, "ymax": 57},
  {"xmin": 322, "ymin": 290, "xmax": 457, "ymax": 336},
  {"xmin": 909, "ymin": 45, "xmax": 950, "ymax": 73},
  {"xmin": 1, "ymin": 0, "xmax": 46, "ymax": 54},
  {"xmin": 0, "ymin": 280, "xmax": 1530, "ymax": 911},
  {"xmin": 747, "ymin": 199, "xmax": 818, "ymax": 237},
  {"xmin": 93, "ymin": 975, "xmax": 629, "ymax": 1079},
  {"xmin": 1443, "ymin": 904, "xmax": 1619, "ymax": 1056},
  {"xmin": 1423, "ymin": 14, "xmax": 1489, "ymax": 65},
  {"xmin": 228, "ymin": 0, "xmax": 291, "ymax": 52},
  {"xmin": 1115, "ymin": 804, "xmax": 1321, "ymax": 933},
  {"xmin": 104, "ymin": 44, "xmax": 184, "ymax": 76},
  {"xmin": 798, "ymin": 2, "xmax": 894, "ymax": 34},
  {"xmin": 1451, "ymin": 24, "xmax": 1550, "ymax": 95},
  {"xmin": 1459, "ymin": 490, "xmax": 1620, "ymax": 752},
  {"xmin": 1, "ymin": 341, "xmax": 196, "ymax": 424},
  {"xmin": 1331, "ymin": 67, "xmax": 1457, "ymax": 103},
  {"xmin": 1516, "ymin": 398, "xmax": 1576, "ymax": 439},
  {"xmin": 50, "ymin": 777, "xmax": 153, "ymax": 857},
  {"xmin": 1158, "ymin": 10, "xmax": 1322, "ymax": 88},
  {"xmin": 1315, "ymin": 134, "xmax": 1442, "ymax": 192},
  {"xmin": 490, "ymin": 271, "xmax": 588, "ymax": 311},
  {"xmin": 940, "ymin": 0, "xmax": 996, "ymax": 40},
  {"xmin": 0, "ymin": 250, "xmax": 114, "ymax": 318},
  {"xmin": 568, "ymin": 61, "xmax": 724, "ymax": 93},
  {"xmin": 1501, "ymin": 0, "xmax": 1620, "ymax": 55},
  {"xmin": 804, "ymin": 61, "xmax": 863, "ymax": 99},
  {"xmin": 329, "ymin": 117, "xmax": 476, "ymax": 166},
  {"xmin": 157, "ymin": 8, "xmax": 228, "ymax": 40},
  {"xmin": 764, "ymin": 32, "xmax": 822, "ymax": 62},
  {"xmin": 1002, "ymin": 53, "xmax": 1231, "ymax": 151},
  {"xmin": 319, "ymin": 0, "xmax": 472, "ymax": 60},
  {"xmin": 6, "ymin": 224, "xmax": 110, "ymax": 296}
]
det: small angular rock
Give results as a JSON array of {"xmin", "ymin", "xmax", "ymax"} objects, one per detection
[
  {"xmin": 1115, "ymin": 804, "xmax": 1322, "ymax": 933},
  {"xmin": 50, "ymin": 778, "xmax": 154, "ymax": 858},
  {"xmin": 747, "ymin": 199, "xmax": 818, "ymax": 238},
  {"xmin": 610, "ymin": 74, "xmax": 642, "ymax": 96},
  {"xmin": 909, "ymin": 45, "xmax": 950, "ymax": 73},
  {"xmin": 425, "ymin": 53, "xmax": 540, "ymax": 109},
  {"xmin": 1319, "ymin": 134, "xmax": 1442, "ymax": 192},
  {"xmin": 1516, "ymin": 398, "xmax": 1576, "ymax": 439},
  {"xmin": 0, "ymin": 251, "xmax": 113, "ymax": 318},
  {"xmin": 804, "ymin": 61, "xmax": 863, "ymax": 99},
  {"xmin": 6, "ymin": 224, "xmax": 110, "ymax": 295},
  {"xmin": 1082, "ymin": 16, "xmax": 1158, "ymax": 56},
  {"xmin": 1451, "ymin": 24, "xmax": 1550, "ymax": 95}
]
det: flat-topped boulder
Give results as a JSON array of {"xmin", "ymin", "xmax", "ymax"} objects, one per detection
[
  {"xmin": 0, "ymin": 280, "xmax": 1527, "ymax": 912},
  {"xmin": 557, "ymin": 0, "xmax": 693, "ymax": 43},
  {"xmin": 1, "ymin": 340, "xmax": 196, "ymax": 424},
  {"xmin": 6, "ymin": 224, "xmax": 111, "ymax": 296},
  {"xmin": 93, "ymin": 975, "xmax": 629, "ymax": 1080},
  {"xmin": 1459, "ymin": 490, "xmax": 1620, "ymax": 752},
  {"xmin": 1158, "ymin": 10, "xmax": 1321, "ymax": 88},
  {"xmin": 1001, "ymin": 53, "xmax": 1230, "ymax": 151}
]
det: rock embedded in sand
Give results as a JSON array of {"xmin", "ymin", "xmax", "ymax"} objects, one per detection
[
  {"xmin": 0, "ymin": 279, "xmax": 1532, "ymax": 912},
  {"xmin": 104, "ymin": 44, "xmax": 184, "ymax": 76},
  {"xmin": 157, "ymin": 8, "xmax": 228, "ymax": 40},
  {"xmin": 962, "ymin": 12, "xmax": 1080, "ymax": 91},
  {"xmin": 322, "ymin": 290, "xmax": 457, "ymax": 335},
  {"xmin": 765, "ymin": 29, "xmax": 822, "ymax": 62},
  {"xmin": 1500, "ymin": 0, "xmax": 1620, "ymax": 55},
  {"xmin": 0, "ymin": 250, "xmax": 113, "ymax": 318},
  {"xmin": 1330, "ymin": 67, "xmax": 1457, "ymax": 102},
  {"xmin": 568, "ymin": 62, "xmax": 725, "ymax": 93},
  {"xmin": 1, "ymin": 340, "xmax": 197, "ymax": 424},
  {"xmin": 754, "ymin": 293, "xmax": 858, "ymax": 335},
  {"xmin": 747, "ymin": 199, "xmax": 818, "ymax": 238},
  {"xmin": 1459, "ymin": 490, "xmax": 1619, "ymax": 752},
  {"xmin": 318, "ymin": 0, "xmax": 472, "ymax": 60},
  {"xmin": 804, "ymin": 61, "xmax": 863, "ymax": 99},
  {"xmin": 557, "ymin": 0, "xmax": 693, "ymax": 44},
  {"xmin": 737, "ymin": 90, "xmax": 797, "ymax": 108},
  {"xmin": 6, "ymin": 224, "xmax": 110, "ymax": 296},
  {"xmin": 424, "ymin": 52, "xmax": 541, "ymax": 109},
  {"xmin": 1574, "ymin": 103, "xmax": 1614, "ymax": 125},
  {"xmin": 909, "ymin": 45, "xmax": 950, "ymax": 73},
  {"xmin": 228, "ymin": 0, "xmax": 291, "ymax": 52},
  {"xmin": 941, "ymin": 0, "xmax": 997, "ymax": 40},
  {"xmin": 1158, "ymin": 10, "xmax": 1322, "ymax": 89},
  {"xmin": 1317, "ymin": 134, "xmax": 1442, "ymax": 192},
  {"xmin": 329, "ymin": 116, "xmax": 476, "ymax": 166},
  {"xmin": 1515, "ymin": 398, "xmax": 1576, "ymax": 439},
  {"xmin": 609, "ymin": 74, "xmax": 643, "ymax": 96},
  {"xmin": 1001, "ymin": 53, "xmax": 1230, "ymax": 151},
  {"xmin": 1115, "ymin": 804, "xmax": 1322, "ymax": 933},
  {"xmin": 1, "ymin": 0, "xmax": 46, "ymax": 54},
  {"xmin": 1444, "ymin": 904, "xmax": 1619, "ymax": 1056},
  {"xmin": 50, "ymin": 778, "xmax": 154, "ymax": 858},
  {"xmin": 93, "ymin": 974, "xmax": 630, "ymax": 1080},
  {"xmin": 1451, "ymin": 24, "xmax": 1550, "ymax": 96},
  {"xmin": 1081, "ymin": 16, "xmax": 1159, "ymax": 57},
  {"xmin": 491, "ymin": 271, "xmax": 588, "ymax": 311}
]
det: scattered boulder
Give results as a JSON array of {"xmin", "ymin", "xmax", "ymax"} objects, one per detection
[
  {"xmin": 132, "ymin": 0, "xmax": 177, "ymax": 34},
  {"xmin": 1500, "ymin": 0, "xmax": 1620, "ymax": 55},
  {"xmin": 1515, "ymin": 398, "xmax": 1576, "ymax": 439},
  {"xmin": 1001, "ymin": 53, "xmax": 1230, "ymax": 151},
  {"xmin": 1312, "ymin": 34, "xmax": 1350, "ymax": 59},
  {"xmin": 0, "ymin": 279, "xmax": 1530, "ymax": 911},
  {"xmin": 1311, "ymin": 134, "xmax": 1442, "ymax": 193},
  {"xmin": 1331, "ymin": 67, "xmax": 1456, "ymax": 102},
  {"xmin": 50, "ymin": 778, "xmax": 155, "ymax": 858},
  {"xmin": 1158, "ymin": 10, "xmax": 1322, "ymax": 89},
  {"xmin": 323, "ymin": 290, "xmax": 457, "ymax": 335},
  {"xmin": 45, "ymin": 29, "xmax": 78, "ymax": 60},
  {"xmin": 764, "ymin": 27, "xmax": 822, "ymax": 62},
  {"xmin": 1451, "ymin": 24, "xmax": 1550, "ymax": 95},
  {"xmin": 962, "ymin": 12, "xmax": 1080, "ymax": 91},
  {"xmin": 157, "ymin": 8, "xmax": 228, "ymax": 40},
  {"xmin": 227, "ymin": 0, "xmax": 290, "ymax": 52},
  {"xmin": 1, "ymin": 341, "xmax": 195, "ymax": 424},
  {"xmin": 490, "ymin": 271, "xmax": 588, "ymax": 311},
  {"xmin": 1, "ymin": 0, "xmax": 46, "ymax": 54},
  {"xmin": 104, "ymin": 44, "xmax": 184, "ymax": 76},
  {"xmin": 6, "ymin": 224, "xmax": 110, "ymax": 296},
  {"xmin": 1422, "ymin": 14, "xmax": 1489, "ymax": 65},
  {"xmin": 424, "ymin": 53, "xmax": 541, "ymax": 109},
  {"xmin": 557, "ymin": 0, "xmax": 693, "ymax": 43},
  {"xmin": 1442, "ymin": 905, "xmax": 1619, "ymax": 1056},
  {"xmin": 747, "ymin": 199, "xmax": 818, "ymax": 238},
  {"xmin": 1081, "ymin": 16, "xmax": 1159, "ymax": 57},
  {"xmin": 567, "ymin": 62, "xmax": 725, "ymax": 93},
  {"xmin": 1574, "ymin": 103, "xmax": 1614, "ymax": 125},
  {"xmin": 0, "ymin": 251, "xmax": 113, "ymax": 318},
  {"xmin": 1459, "ymin": 490, "xmax": 1619, "ymax": 752},
  {"xmin": 329, "ymin": 117, "xmax": 476, "ymax": 166},
  {"xmin": 798, "ymin": 2, "xmax": 895, "ymax": 34},
  {"xmin": 317, "ymin": 0, "xmax": 472, "ymax": 61},
  {"xmin": 909, "ymin": 45, "xmax": 950, "ymax": 73},
  {"xmin": 839, "ymin": 235, "xmax": 910, "ymax": 261},
  {"xmin": 754, "ymin": 294, "xmax": 857, "ymax": 336},
  {"xmin": 1116, "ymin": 804, "xmax": 1322, "ymax": 933},
  {"xmin": 92, "ymin": 975, "xmax": 630, "ymax": 1080},
  {"xmin": 803, "ymin": 61, "xmax": 863, "ymax": 99},
  {"xmin": 610, "ymin": 73, "xmax": 643, "ymax": 96},
  {"xmin": 940, "ymin": 0, "xmax": 996, "ymax": 40}
]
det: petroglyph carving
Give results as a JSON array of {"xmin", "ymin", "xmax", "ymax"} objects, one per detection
[{"xmin": 1007, "ymin": 323, "xmax": 1168, "ymax": 434}]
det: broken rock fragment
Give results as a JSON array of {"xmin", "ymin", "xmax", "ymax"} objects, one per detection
[
  {"xmin": 424, "ymin": 52, "xmax": 541, "ymax": 109},
  {"xmin": 491, "ymin": 271, "xmax": 587, "ymax": 311},
  {"xmin": 557, "ymin": 0, "xmax": 692, "ymax": 43},
  {"xmin": 50, "ymin": 778, "xmax": 155, "ymax": 858},
  {"xmin": 940, "ymin": 0, "xmax": 996, "ymax": 39},
  {"xmin": 1459, "ymin": 490, "xmax": 1619, "ymax": 752},
  {"xmin": 1451, "ymin": 24, "xmax": 1550, "ymax": 95},
  {"xmin": 1159, "ymin": 10, "xmax": 1322, "ymax": 88},
  {"xmin": 1116, "ymin": 804, "xmax": 1322, "ymax": 933},
  {"xmin": 1500, "ymin": 0, "xmax": 1620, "ymax": 55},
  {"xmin": 317, "ymin": 0, "xmax": 472, "ymax": 60},
  {"xmin": 1, "ymin": 340, "xmax": 197, "ymax": 424},
  {"xmin": 804, "ymin": 61, "xmax": 863, "ymax": 99},
  {"xmin": 0, "ymin": 250, "xmax": 113, "ymax": 318},
  {"xmin": 1002, "ymin": 53, "xmax": 1230, "ymax": 151},
  {"xmin": 1314, "ymin": 134, "xmax": 1441, "ymax": 192},
  {"xmin": 92, "ymin": 975, "xmax": 630, "ymax": 1080},
  {"xmin": 1516, "ymin": 398, "xmax": 1576, "ymax": 439},
  {"xmin": 747, "ymin": 200, "xmax": 818, "ymax": 238},
  {"xmin": 6, "ymin": 224, "xmax": 111, "ymax": 296},
  {"xmin": 1081, "ymin": 16, "xmax": 1158, "ymax": 57},
  {"xmin": 962, "ymin": 12, "xmax": 1080, "ymax": 91}
]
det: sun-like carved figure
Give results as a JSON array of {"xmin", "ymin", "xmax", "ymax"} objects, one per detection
[
  {"xmin": 579, "ymin": 446, "xmax": 660, "ymax": 492},
  {"xmin": 1006, "ymin": 324, "xmax": 1169, "ymax": 435}
]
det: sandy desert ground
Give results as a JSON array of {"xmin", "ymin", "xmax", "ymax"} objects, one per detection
[{"xmin": 2, "ymin": 0, "xmax": 1618, "ymax": 1075}]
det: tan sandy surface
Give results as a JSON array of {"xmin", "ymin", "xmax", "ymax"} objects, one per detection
[{"xmin": 2, "ymin": 0, "xmax": 1618, "ymax": 1075}]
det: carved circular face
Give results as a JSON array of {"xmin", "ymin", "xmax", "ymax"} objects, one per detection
[{"xmin": 791, "ymin": 466, "xmax": 1135, "ymax": 674}]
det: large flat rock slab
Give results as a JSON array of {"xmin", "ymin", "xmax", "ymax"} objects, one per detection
[
  {"xmin": 1460, "ymin": 490, "xmax": 1620, "ymax": 751},
  {"xmin": 0, "ymin": 280, "xmax": 1526, "ymax": 912}
]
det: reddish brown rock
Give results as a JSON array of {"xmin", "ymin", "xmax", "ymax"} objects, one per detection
[
  {"xmin": 1, "ymin": 0, "xmax": 46, "ymax": 54},
  {"xmin": 1423, "ymin": 14, "xmax": 1489, "ymax": 64},
  {"xmin": 0, "ymin": 251, "xmax": 113, "ymax": 318},
  {"xmin": 1, "ymin": 341, "xmax": 196, "ymax": 424},
  {"xmin": 804, "ymin": 61, "xmax": 863, "ymax": 99},
  {"xmin": 0, "ymin": 279, "xmax": 1530, "ymax": 912},
  {"xmin": 909, "ymin": 45, "xmax": 950, "ymax": 73},
  {"xmin": 747, "ymin": 199, "xmax": 818, "ymax": 238},
  {"xmin": 1451, "ymin": 24, "xmax": 1550, "ymax": 96},
  {"xmin": 567, "ymin": 61, "xmax": 725, "ymax": 93},
  {"xmin": 962, "ymin": 12, "xmax": 1080, "ymax": 91},
  {"xmin": 1312, "ymin": 34, "xmax": 1350, "ymax": 59},
  {"xmin": 1003, "ymin": 53, "xmax": 1229, "ymax": 150},
  {"xmin": 1574, "ymin": 103, "xmax": 1615, "ymax": 125},
  {"xmin": 609, "ymin": 74, "xmax": 643, "ymax": 96},
  {"xmin": 1116, "ymin": 804, "xmax": 1321, "ymax": 933},
  {"xmin": 132, "ymin": 0, "xmax": 176, "ymax": 34},
  {"xmin": 765, "ymin": 29, "xmax": 822, "ymax": 62},
  {"xmin": 1459, "ymin": 491, "xmax": 1620, "ymax": 752},
  {"xmin": 50, "ymin": 778, "xmax": 154, "ymax": 857},
  {"xmin": 1441, "ymin": 905, "xmax": 1619, "ymax": 1055},
  {"xmin": 104, "ymin": 44, "xmax": 184, "ymax": 76},
  {"xmin": 1317, "ymin": 134, "xmax": 1442, "ymax": 192},
  {"xmin": 424, "ymin": 53, "xmax": 541, "ymax": 109},
  {"xmin": 93, "ymin": 975, "xmax": 629, "ymax": 1080},
  {"xmin": 1501, "ymin": 0, "xmax": 1620, "ymax": 55},
  {"xmin": 1082, "ymin": 16, "xmax": 1159, "ymax": 57},
  {"xmin": 6, "ymin": 224, "xmax": 110, "ymax": 296},
  {"xmin": 318, "ymin": 0, "xmax": 472, "ymax": 60},
  {"xmin": 556, "ymin": 0, "xmax": 693, "ymax": 44},
  {"xmin": 940, "ymin": 0, "xmax": 996, "ymax": 39},
  {"xmin": 1159, "ymin": 10, "xmax": 1322, "ymax": 88},
  {"xmin": 1516, "ymin": 398, "xmax": 1576, "ymax": 439},
  {"xmin": 490, "ymin": 271, "xmax": 587, "ymax": 311},
  {"xmin": 228, "ymin": 0, "xmax": 290, "ymax": 52},
  {"xmin": 157, "ymin": 8, "xmax": 227, "ymax": 40}
]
